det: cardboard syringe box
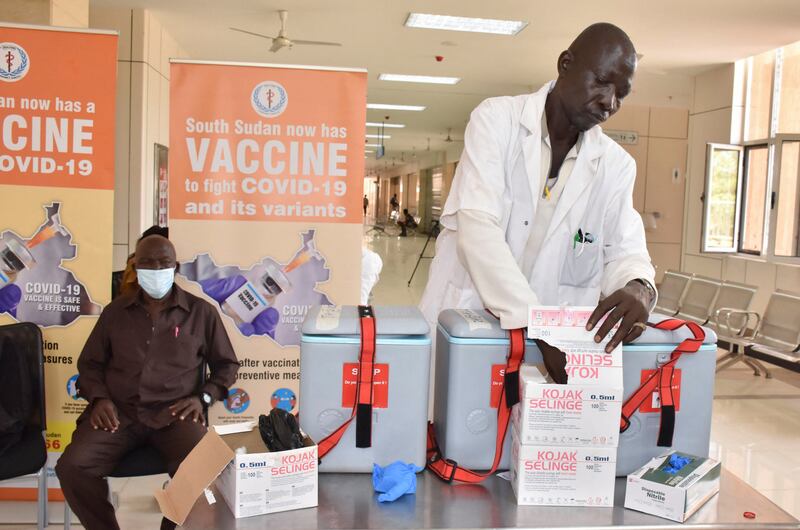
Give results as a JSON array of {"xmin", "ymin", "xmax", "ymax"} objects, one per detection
[
  {"xmin": 527, "ymin": 305, "xmax": 623, "ymax": 386},
  {"xmin": 508, "ymin": 423, "xmax": 617, "ymax": 507},
  {"xmin": 155, "ymin": 421, "xmax": 317, "ymax": 524},
  {"xmin": 513, "ymin": 364, "xmax": 623, "ymax": 447},
  {"xmin": 624, "ymin": 451, "xmax": 721, "ymax": 522}
]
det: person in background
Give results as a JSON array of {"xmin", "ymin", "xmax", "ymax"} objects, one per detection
[
  {"xmin": 390, "ymin": 193, "xmax": 399, "ymax": 213},
  {"xmin": 56, "ymin": 235, "xmax": 238, "ymax": 530},
  {"xmin": 397, "ymin": 208, "xmax": 418, "ymax": 237},
  {"xmin": 363, "ymin": 194, "xmax": 369, "ymax": 217}
]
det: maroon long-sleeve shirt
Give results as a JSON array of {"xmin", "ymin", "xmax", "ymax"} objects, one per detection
[{"xmin": 77, "ymin": 285, "xmax": 239, "ymax": 428}]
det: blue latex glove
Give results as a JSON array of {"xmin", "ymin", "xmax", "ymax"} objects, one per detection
[
  {"xmin": 199, "ymin": 276, "xmax": 280, "ymax": 338},
  {"xmin": 200, "ymin": 275, "xmax": 247, "ymax": 303},
  {"xmin": 663, "ymin": 453, "xmax": 693, "ymax": 475},
  {"xmin": 0, "ymin": 284, "xmax": 22, "ymax": 318},
  {"xmin": 372, "ymin": 461, "xmax": 422, "ymax": 503},
  {"xmin": 240, "ymin": 307, "xmax": 279, "ymax": 338}
]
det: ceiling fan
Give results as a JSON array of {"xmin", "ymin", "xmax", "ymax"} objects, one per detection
[
  {"xmin": 444, "ymin": 128, "xmax": 463, "ymax": 143},
  {"xmin": 230, "ymin": 10, "xmax": 342, "ymax": 53}
]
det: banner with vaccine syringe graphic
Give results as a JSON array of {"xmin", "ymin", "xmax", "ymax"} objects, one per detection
[
  {"xmin": 169, "ymin": 60, "xmax": 365, "ymax": 425},
  {"xmin": 0, "ymin": 24, "xmax": 117, "ymax": 501},
  {"xmin": 0, "ymin": 202, "xmax": 101, "ymax": 325}
]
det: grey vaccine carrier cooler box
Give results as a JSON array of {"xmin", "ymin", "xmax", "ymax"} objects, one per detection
[
  {"xmin": 434, "ymin": 309, "xmax": 544, "ymax": 471},
  {"xmin": 617, "ymin": 322, "xmax": 717, "ymax": 476},
  {"xmin": 434, "ymin": 309, "xmax": 717, "ymax": 475},
  {"xmin": 300, "ymin": 305, "xmax": 431, "ymax": 472}
]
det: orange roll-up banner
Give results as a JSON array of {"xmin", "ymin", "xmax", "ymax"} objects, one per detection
[
  {"xmin": 169, "ymin": 60, "xmax": 365, "ymax": 424},
  {"xmin": 0, "ymin": 23, "xmax": 117, "ymax": 499}
]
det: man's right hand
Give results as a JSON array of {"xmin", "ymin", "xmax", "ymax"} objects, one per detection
[
  {"xmin": 534, "ymin": 340, "xmax": 569, "ymax": 385},
  {"xmin": 90, "ymin": 398, "xmax": 120, "ymax": 432}
]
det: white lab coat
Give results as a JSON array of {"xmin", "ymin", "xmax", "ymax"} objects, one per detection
[
  {"xmin": 420, "ymin": 81, "xmax": 654, "ymax": 328},
  {"xmin": 360, "ymin": 247, "xmax": 383, "ymax": 305}
]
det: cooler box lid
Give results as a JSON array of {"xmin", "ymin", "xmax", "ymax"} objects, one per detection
[
  {"xmin": 438, "ymin": 309, "xmax": 717, "ymax": 345},
  {"xmin": 302, "ymin": 305, "xmax": 429, "ymax": 338},
  {"xmin": 438, "ymin": 309, "xmax": 506, "ymax": 340}
]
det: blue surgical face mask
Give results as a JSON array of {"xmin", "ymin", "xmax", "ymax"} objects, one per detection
[{"xmin": 137, "ymin": 268, "xmax": 175, "ymax": 299}]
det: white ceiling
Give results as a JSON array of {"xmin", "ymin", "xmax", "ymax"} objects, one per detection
[{"xmin": 93, "ymin": 0, "xmax": 800, "ymax": 168}]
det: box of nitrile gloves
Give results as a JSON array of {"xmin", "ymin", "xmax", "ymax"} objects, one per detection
[
  {"xmin": 624, "ymin": 451, "xmax": 720, "ymax": 522},
  {"xmin": 509, "ymin": 423, "xmax": 617, "ymax": 507}
]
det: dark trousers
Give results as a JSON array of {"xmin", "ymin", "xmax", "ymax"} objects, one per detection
[{"xmin": 56, "ymin": 413, "xmax": 207, "ymax": 530}]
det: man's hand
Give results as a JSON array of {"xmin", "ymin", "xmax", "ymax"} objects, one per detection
[
  {"xmin": 90, "ymin": 398, "xmax": 120, "ymax": 432},
  {"xmin": 169, "ymin": 396, "xmax": 205, "ymax": 424},
  {"xmin": 587, "ymin": 280, "xmax": 652, "ymax": 353},
  {"xmin": 534, "ymin": 340, "xmax": 569, "ymax": 384}
]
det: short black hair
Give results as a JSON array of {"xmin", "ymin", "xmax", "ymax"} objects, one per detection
[{"xmin": 138, "ymin": 225, "xmax": 169, "ymax": 243}]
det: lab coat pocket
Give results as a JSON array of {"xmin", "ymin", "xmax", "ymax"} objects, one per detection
[{"xmin": 561, "ymin": 242, "xmax": 602, "ymax": 288}]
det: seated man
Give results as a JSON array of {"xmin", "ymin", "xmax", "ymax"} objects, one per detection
[
  {"xmin": 56, "ymin": 235, "xmax": 239, "ymax": 530},
  {"xmin": 397, "ymin": 208, "xmax": 418, "ymax": 237}
]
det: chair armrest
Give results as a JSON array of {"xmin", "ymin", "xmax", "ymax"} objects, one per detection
[{"xmin": 714, "ymin": 308, "xmax": 760, "ymax": 339}]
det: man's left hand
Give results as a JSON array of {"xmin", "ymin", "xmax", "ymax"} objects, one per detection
[
  {"xmin": 586, "ymin": 280, "xmax": 652, "ymax": 353},
  {"xmin": 169, "ymin": 396, "xmax": 205, "ymax": 424}
]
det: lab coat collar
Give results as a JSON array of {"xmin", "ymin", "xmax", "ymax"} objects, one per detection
[{"xmin": 519, "ymin": 82, "xmax": 606, "ymax": 242}]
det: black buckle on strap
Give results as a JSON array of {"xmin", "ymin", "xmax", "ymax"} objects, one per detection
[
  {"xmin": 444, "ymin": 459, "xmax": 459, "ymax": 483},
  {"xmin": 358, "ymin": 305, "xmax": 374, "ymax": 318},
  {"xmin": 504, "ymin": 369, "xmax": 520, "ymax": 409}
]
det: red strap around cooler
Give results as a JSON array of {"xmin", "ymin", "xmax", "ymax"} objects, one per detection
[
  {"xmin": 619, "ymin": 318, "xmax": 705, "ymax": 447},
  {"xmin": 426, "ymin": 327, "xmax": 525, "ymax": 483},
  {"xmin": 317, "ymin": 305, "xmax": 376, "ymax": 459}
]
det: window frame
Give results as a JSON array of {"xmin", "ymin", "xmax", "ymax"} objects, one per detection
[
  {"xmin": 768, "ymin": 133, "xmax": 800, "ymax": 262},
  {"xmin": 737, "ymin": 142, "xmax": 773, "ymax": 256},
  {"xmin": 702, "ymin": 45, "xmax": 800, "ymax": 263},
  {"xmin": 702, "ymin": 143, "xmax": 744, "ymax": 253}
]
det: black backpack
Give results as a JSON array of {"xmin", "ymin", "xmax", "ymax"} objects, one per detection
[{"xmin": 0, "ymin": 334, "xmax": 34, "ymax": 456}]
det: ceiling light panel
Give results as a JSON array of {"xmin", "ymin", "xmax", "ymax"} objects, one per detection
[
  {"xmin": 365, "ymin": 143, "xmax": 383, "ymax": 147},
  {"xmin": 366, "ymin": 122, "xmax": 405, "ymax": 128},
  {"xmin": 379, "ymin": 73, "xmax": 460, "ymax": 85},
  {"xmin": 366, "ymin": 134, "xmax": 391, "ymax": 139},
  {"xmin": 405, "ymin": 13, "xmax": 528, "ymax": 36},
  {"xmin": 367, "ymin": 103, "xmax": 426, "ymax": 111}
]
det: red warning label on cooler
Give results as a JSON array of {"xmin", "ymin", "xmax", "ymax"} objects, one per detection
[
  {"xmin": 342, "ymin": 363, "xmax": 389, "ymax": 408},
  {"xmin": 639, "ymin": 369, "xmax": 682, "ymax": 413},
  {"xmin": 490, "ymin": 364, "xmax": 506, "ymax": 409}
]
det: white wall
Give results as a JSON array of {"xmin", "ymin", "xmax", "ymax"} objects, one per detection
[{"xmin": 604, "ymin": 105, "xmax": 690, "ymax": 282}]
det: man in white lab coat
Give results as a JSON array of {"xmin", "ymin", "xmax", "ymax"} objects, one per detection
[{"xmin": 420, "ymin": 23, "xmax": 657, "ymax": 362}]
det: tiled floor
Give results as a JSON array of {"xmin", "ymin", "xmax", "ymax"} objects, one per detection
[{"xmin": 1, "ymin": 227, "xmax": 797, "ymax": 528}]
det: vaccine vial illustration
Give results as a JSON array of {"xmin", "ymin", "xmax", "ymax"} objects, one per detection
[
  {"xmin": 0, "ymin": 236, "xmax": 36, "ymax": 287},
  {"xmin": 220, "ymin": 258, "xmax": 293, "ymax": 326}
]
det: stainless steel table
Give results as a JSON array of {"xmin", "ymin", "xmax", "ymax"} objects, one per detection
[{"xmin": 182, "ymin": 468, "xmax": 800, "ymax": 529}]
